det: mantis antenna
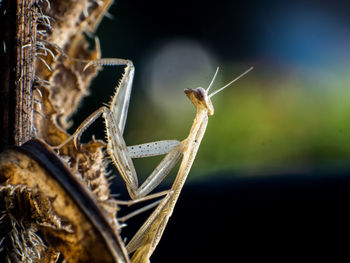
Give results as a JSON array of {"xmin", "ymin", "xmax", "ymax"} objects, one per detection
[
  {"xmin": 209, "ymin": 66, "xmax": 254, "ymax": 98},
  {"xmin": 206, "ymin": 67, "xmax": 220, "ymax": 93}
]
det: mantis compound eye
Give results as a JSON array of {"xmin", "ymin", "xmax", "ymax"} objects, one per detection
[
  {"xmin": 193, "ymin": 87, "xmax": 206, "ymax": 101},
  {"xmin": 184, "ymin": 87, "xmax": 214, "ymax": 115},
  {"xmin": 184, "ymin": 88, "xmax": 208, "ymax": 103}
]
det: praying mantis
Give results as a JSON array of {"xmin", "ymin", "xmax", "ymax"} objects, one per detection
[{"xmin": 56, "ymin": 57, "xmax": 252, "ymax": 262}]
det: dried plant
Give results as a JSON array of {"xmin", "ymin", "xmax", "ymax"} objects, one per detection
[
  {"xmin": 0, "ymin": 140, "xmax": 129, "ymax": 262},
  {"xmin": 0, "ymin": 0, "xmax": 130, "ymax": 262}
]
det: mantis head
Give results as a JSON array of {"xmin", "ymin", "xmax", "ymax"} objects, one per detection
[{"xmin": 184, "ymin": 66, "xmax": 253, "ymax": 116}]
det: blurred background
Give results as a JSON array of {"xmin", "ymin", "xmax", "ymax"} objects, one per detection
[{"xmin": 72, "ymin": 0, "xmax": 350, "ymax": 261}]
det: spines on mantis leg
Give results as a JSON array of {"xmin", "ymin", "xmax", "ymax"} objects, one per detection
[
  {"xmin": 109, "ymin": 61, "xmax": 135, "ymax": 134},
  {"xmin": 83, "ymin": 58, "xmax": 134, "ymax": 135}
]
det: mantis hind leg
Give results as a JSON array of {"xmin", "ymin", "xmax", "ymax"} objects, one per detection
[{"xmin": 126, "ymin": 190, "xmax": 174, "ymax": 256}]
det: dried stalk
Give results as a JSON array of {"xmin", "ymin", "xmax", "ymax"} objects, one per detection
[
  {"xmin": 0, "ymin": 0, "xmax": 37, "ymax": 150},
  {"xmin": 0, "ymin": 0, "xmax": 130, "ymax": 262}
]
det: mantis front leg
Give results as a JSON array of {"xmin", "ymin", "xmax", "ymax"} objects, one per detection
[
  {"xmin": 104, "ymin": 102, "xmax": 182, "ymax": 199},
  {"xmin": 57, "ymin": 58, "xmax": 182, "ymax": 200}
]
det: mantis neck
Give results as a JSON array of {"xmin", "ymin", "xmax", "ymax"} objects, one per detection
[{"xmin": 171, "ymin": 108, "xmax": 209, "ymax": 199}]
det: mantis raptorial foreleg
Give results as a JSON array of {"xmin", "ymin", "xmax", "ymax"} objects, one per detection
[
  {"xmin": 55, "ymin": 58, "xmax": 182, "ymax": 200},
  {"xmin": 126, "ymin": 67, "xmax": 253, "ymax": 263}
]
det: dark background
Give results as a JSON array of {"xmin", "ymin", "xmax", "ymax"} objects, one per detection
[
  {"xmin": 74, "ymin": 0, "xmax": 350, "ymax": 261},
  {"xmin": 116, "ymin": 172, "xmax": 350, "ymax": 262}
]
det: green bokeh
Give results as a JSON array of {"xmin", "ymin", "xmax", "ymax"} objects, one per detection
[{"xmin": 118, "ymin": 66, "xmax": 350, "ymax": 182}]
